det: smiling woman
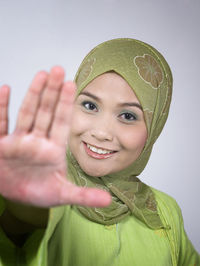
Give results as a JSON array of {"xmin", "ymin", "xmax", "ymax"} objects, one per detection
[
  {"xmin": 69, "ymin": 72, "xmax": 147, "ymax": 176},
  {"xmin": 65, "ymin": 39, "xmax": 199, "ymax": 265},
  {"xmin": 0, "ymin": 38, "xmax": 199, "ymax": 265}
]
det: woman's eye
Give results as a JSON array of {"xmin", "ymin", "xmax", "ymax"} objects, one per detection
[
  {"xmin": 82, "ymin": 101, "xmax": 98, "ymax": 112},
  {"xmin": 119, "ymin": 112, "xmax": 137, "ymax": 122}
]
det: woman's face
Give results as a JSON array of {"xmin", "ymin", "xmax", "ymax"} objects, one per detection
[{"xmin": 68, "ymin": 72, "xmax": 147, "ymax": 176}]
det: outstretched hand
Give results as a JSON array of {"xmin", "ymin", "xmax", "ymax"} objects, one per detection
[{"xmin": 0, "ymin": 67, "xmax": 111, "ymax": 208}]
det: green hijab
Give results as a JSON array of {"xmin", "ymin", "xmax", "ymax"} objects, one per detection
[{"xmin": 67, "ymin": 38, "xmax": 172, "ymax": 229}]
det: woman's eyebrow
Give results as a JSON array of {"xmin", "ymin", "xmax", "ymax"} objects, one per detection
[
  {"xmin": 79, "ymin": 91, "xmax": 142, "ymax": 111},
  {"xmin": 79, "ymin": 91, "xmax": 100, "ymax": 102},
  {"xmin": 118, "ymin": 102, "xmax": 143, "ymax": 111}
]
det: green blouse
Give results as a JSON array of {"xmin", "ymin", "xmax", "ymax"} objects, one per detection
[{"xmin": 0, "ymin": 188, "xmax": 199, "ymax": 266}]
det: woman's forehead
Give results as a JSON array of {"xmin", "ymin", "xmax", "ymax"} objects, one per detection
[{"xmin": 81, "ymin": 72, "xmax": 141, "ymax": 104}]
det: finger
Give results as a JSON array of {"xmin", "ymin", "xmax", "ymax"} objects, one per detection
[
  {"xmin": 37, "ymin": 174, "xmax": 111, "ymax": 208},
  {"xmin": 33, "ymin": 66, "xmax": 65, "ymax": 137},
  {"xmin": 15, "ymin": 71, "xmax": 48, "ymax": 133},
  {"xmin": 0, "ymin": 85, "xmax": 10, "ymax": 136},
  {"xmin": 50, "ymin": 81, "xmax": 76, "ymax": 145},
  {"xmin": 4, "ymin": 175, "xmax": 111, "ymax": 208},
  {"xmin": 60, "ymin": 184, "xmax": 112, "ymax": 207}
]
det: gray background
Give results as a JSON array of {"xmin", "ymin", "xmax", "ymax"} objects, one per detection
[{"xmin": 0, "ymin": 0, "xmax": 199, "ymax": 252}]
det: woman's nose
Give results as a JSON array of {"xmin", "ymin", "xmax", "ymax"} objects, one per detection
[{"xmin": 90, "ymin": 116, "xmax": 113, "ymax": 141}]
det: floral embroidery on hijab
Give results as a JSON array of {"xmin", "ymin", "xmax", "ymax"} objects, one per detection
[
  {"xmin": 162, "ymin": 74, "xmax": 172, "ymax": 116},
  {"xmin": 76, "ymin": 58, "xmax": 96, "ymax": 87},
  {"xmin": 145, "ymin": 192, "xmax": 157, "ymax": 211},
  {"xmin": 134, "ymin": 54, "xmax": 163, "ymax": 89},
  {"xmin": 143, "ymin": 109, "xmax": 153, "ymax": 133}
]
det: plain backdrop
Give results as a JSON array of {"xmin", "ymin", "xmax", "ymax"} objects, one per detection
[{"xmin": 0, "ymin": 0, "xmax": 199, "ymax": 252}]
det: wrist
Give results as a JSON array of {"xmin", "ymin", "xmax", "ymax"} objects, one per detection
[
  {"xmin": 5, "ymin": 199, "xmax": 49, "ymax": 228},
  {"xmin": 0, "ymin": 195, "xmax": 5, "ymax": 217}
]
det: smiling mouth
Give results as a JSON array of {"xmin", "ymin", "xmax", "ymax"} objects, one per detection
[
  {"xmin": 87, "ymin": 143, "xmax": 116, "ymax": 154},
  {"xmin": 83, "ymin": 142, "xmax": 117, "ymax": 159}
]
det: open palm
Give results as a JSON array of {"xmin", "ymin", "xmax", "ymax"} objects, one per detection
[{"xmin": 0, "ymin": 67, "xmax": 110, "ymax": 208}]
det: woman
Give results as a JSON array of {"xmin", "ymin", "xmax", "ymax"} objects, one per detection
[{"xmin": 0, "ymin": 38, "xmax": 199, "ymax": 265}]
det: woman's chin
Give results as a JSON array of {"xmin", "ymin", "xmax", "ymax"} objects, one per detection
[{"xmin": 80, "ymin": 164, "xmax": 110, "ymax": 177}]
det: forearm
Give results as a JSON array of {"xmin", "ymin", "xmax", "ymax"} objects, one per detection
[{"xmin": 0, "ymin": 199, "xmax": 48, "ymax": 236}]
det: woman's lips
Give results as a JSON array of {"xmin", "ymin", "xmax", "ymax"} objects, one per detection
[{"xmin": 83, "ymin": 142, "xmax": 117, "ymax": 159}]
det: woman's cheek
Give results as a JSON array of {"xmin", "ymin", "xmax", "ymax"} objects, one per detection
[
  {"xmin": 70, "ymin": 110, "xmax": 91, "ymax": 135},
  {"xmin": 119, "ymin": 127, "xmax": 147, "ymax": 151}
]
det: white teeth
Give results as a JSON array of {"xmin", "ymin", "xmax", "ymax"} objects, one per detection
[{"xmin": 87, "ymin": 144, "xmax": 113, "ymax": 154}]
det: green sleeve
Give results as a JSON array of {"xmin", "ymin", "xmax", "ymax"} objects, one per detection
[
  {"xmin": 178, "ymin": 220, "xmax": 200, "ymax": 265},
  {"xmin": 152, "ymin": 188, "xmax": 200, "ymax": 266},
  {"xmin": 0, "ymin": 193, "xmax": 66, "ymax": 266},
  {"xmin": 0, "ymin": 196, "xmax": 46, "ymax": 266},
  {"xmin": 173, "ymin": 197, "xmax": 200, "ymax": 265},
  {"xmin": 0, "ymin": 196, "xmax": 17, "ymax": 265}
]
